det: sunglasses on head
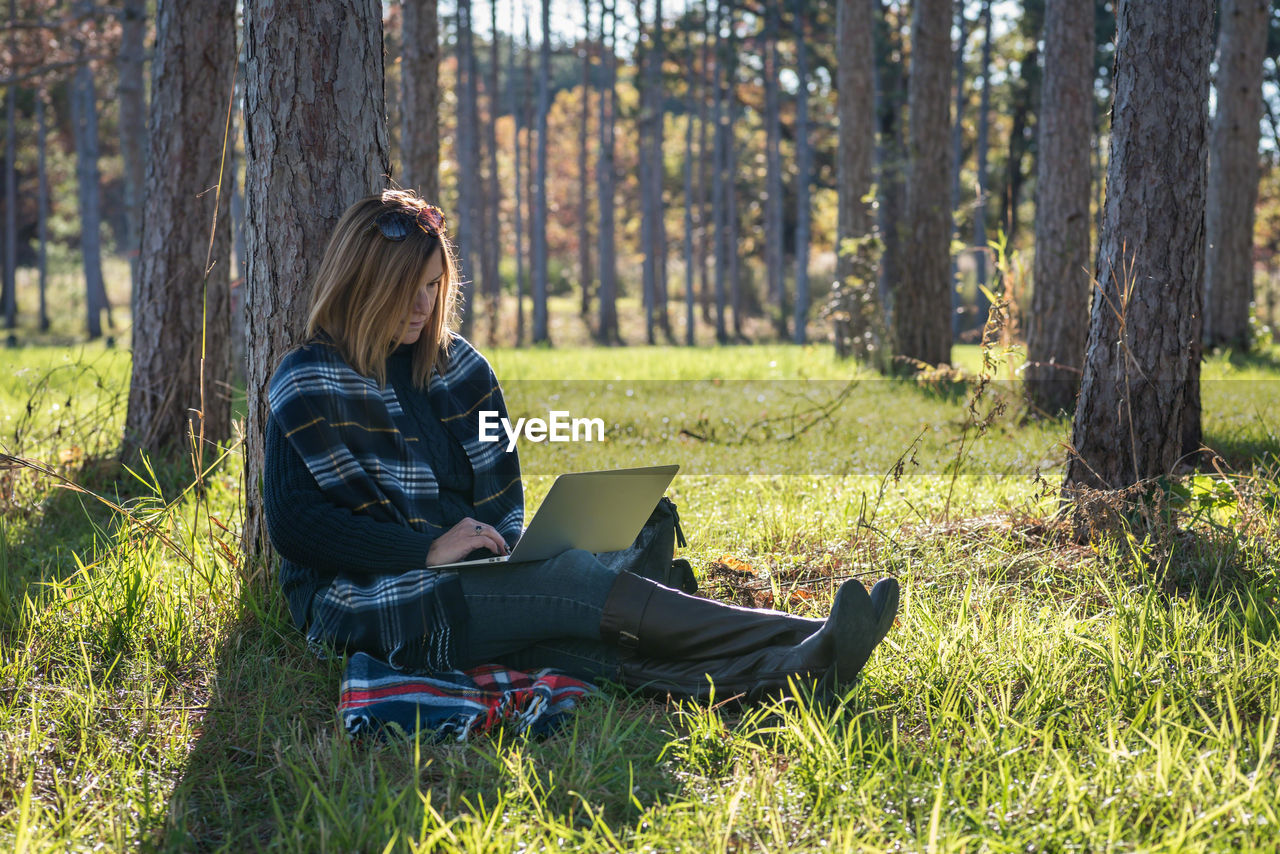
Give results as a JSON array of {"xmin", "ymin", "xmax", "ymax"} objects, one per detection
[{"xmin": 374, "ymin": 205, "xmax": 447, "ymax": 241}]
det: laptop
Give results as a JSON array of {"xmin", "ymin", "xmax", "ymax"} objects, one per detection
[{"xmin": 435, "ymin": 464, "xmax": 679, "ymax": 569}]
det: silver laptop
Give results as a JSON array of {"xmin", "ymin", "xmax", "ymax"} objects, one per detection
[{"xmin": 435, "ymin": 464, "xmax": 679, "ymax": 569}]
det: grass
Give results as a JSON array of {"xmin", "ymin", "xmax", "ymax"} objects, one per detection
[{"xmin": 2, "ymin": 341, "xmax": 1279, "ymax": 851}]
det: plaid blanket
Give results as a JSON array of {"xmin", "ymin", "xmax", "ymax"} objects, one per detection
[
  {"xmin": 268, "ymin": 333, "xmax": 523, "ymax": 671},
  {"xmin": 339, "ymin": 653, "xmax": 598, "ymax": 740}
]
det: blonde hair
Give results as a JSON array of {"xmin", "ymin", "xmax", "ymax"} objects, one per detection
[{"xmin": 306, "ymin": 189, "xmax": 458, "ymax": 388}]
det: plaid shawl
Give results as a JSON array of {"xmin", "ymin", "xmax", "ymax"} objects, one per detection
[
  {"xmin": 340, "ymin": 652, "xmax": 597, "ymax": 740},
  {"xmin": 268, "ymin": 333, "xmax": 523, "ymax": 671}
]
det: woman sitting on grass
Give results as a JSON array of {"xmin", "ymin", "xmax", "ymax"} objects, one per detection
[{"xmin": 263, "ymin": 189, "xmax": 898, "ymax": 701}]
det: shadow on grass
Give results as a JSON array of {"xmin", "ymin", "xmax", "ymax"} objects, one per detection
[{"xmin": 153, "ymin": 587, "xmax": 685, "ymax": 851}]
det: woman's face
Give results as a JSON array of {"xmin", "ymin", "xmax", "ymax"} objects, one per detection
[{"xmin": 396, "ymin": 251, "xmax": 445, "ymax": 346}]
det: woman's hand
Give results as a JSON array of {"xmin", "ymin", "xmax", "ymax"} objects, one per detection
[{"xmin": 426, "ymin": 517, "xmax": 510, "ymax": 566}]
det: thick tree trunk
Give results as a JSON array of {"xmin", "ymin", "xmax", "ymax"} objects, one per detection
[
  {"xmin": 118, "ymin": 0, "xmax": 147, "ymax": 308},
  {"xmin": 242, "ymin": 0, "xmax": 389, "ymax": 565},
  {"xmin": 833, "ymin": 0, "xmax": 876, "ymax": 352},
  {"xmin": 125, "ymin": 0, "xmax": 235, "ymax": 457},
  {"xmin": 763, "ymin": 0, "xmax": 786, "ymax": 339},
  {"xmin": 532, "ymin": 0, "xmax": 551, "ymax": 344},
  {"xmin": 596, "ymin": 0, "xmax": 619, "ymax": 343},
  {"xmin": 1204, "ymin": 0, "xmax": 1268, "ymax": 352},
  {"xmin": 1026, "ymin": 0, "xmax": 1093, "ymax": 417},
  {"xmin": 792, "ymin": 0, "xmax": 811, "ymax": 344},
  {"xmin": 894, "ymin": 0, "xmax": 953, "ymax": 368},
  {"xmin": 1064, "ymin": 0, "xmax": 1213, "ymax": 492},
  {"xmin": 401, "ymin": 0, "xmax": 440, "ymax": 200}
]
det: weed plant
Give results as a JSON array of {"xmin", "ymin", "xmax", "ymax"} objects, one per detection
[{"xmin": 1, "ymin": 343, "xmax": 1279, "ymax": 851}]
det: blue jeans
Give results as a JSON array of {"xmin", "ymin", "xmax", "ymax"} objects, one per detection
[{"xmin": 454, "ymin": 548, "xmax": 625, "ymax": 679}]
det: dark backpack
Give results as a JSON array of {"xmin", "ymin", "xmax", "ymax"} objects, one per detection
[{"xmin": 596, "ymin": 497, "xmax": 698, "ymax": 594}]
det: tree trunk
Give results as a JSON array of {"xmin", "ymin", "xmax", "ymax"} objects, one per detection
[
  {"xmin": 125, "ymin": 0, "xmax": 235, "ymax": 457},
  {"xmin": 711, "ymin": 0, "xmax": 727, "ymax": 343},
  {"xmin": 833, "ymin": 0, "xmax": 876, "ymax": 352},
  {"xmin": 455, "ymin": 0, "xmax": 479, "ymax": 337},
  {"xmin": 792, "ymin": 0, "xmax": 811, "ymax": 344},
  {"xmin": 70, "ymin": 17, "xmax": 111, "ymax": 342},
  {"xmin": 401, "ymin": 0, "xmax": 440, "ymax": 200},
  {"xmin": 1064, "ymin": 0, "xmax": 1213, "ymax": 492},
  {"xmin": 697, "ymin": 2, "xmax": 712, "ymax": 325},
  {"xmin": 636, "ymin": 0, "xmax": 655, "ymax": 343},
  {"xmin": 532, "ymin": 0, "xmax": 551, "ymax": 344},
  {"xmin": 874, "ymin": 0, "xmax": 907, "ymax": 337},
  {"xmin": 483, "ymin": 0, "xmax": 501, "ymax": 345},
  {"xmin": 651, "ymin": 0, "xmax": 669, "ymax": 341},
  {"xmin": 1025, "ymin": 0, "xmax": 1093, "ymax": 417},
  {"xmin": 1204, "ymin": 0, "xmax": 1268, "ymax": 352},
  {"xmin": 894, "ymin": 0, "xmax": 953, "ymax": 368},
  {"xmin": 579, "ymin": 0, "xmax": 593, "ymax": 318},
  {"xmin": 947, "ymin": 3, "xmax": 967, "ymax": 339},
  {"xmin": 36, "ymin": 87, "xmax": 50, "ymax": 333},
  {"xmin": 726, "ymin": 0, "xmax": 742, "ymax": 339},
  {"xmin": 513, "ymin": 7, "xmax": 526, "ymax": 345},
  {"xmin": 242, "ymin": 0, "xmax": 389, "ymax": 565},
  {"xmin": 683, "ymin": 18, "xmax": 696, "ymax": 346},
  {"xmin": 972, "ymin": 0, "xmax": 993, "ymax": 331},
  {"xmin": 118, "ymin": 0, "xmax": 147, "ymax": 309},
  {"xmin": 4, "ymin": 0, "xmax": 17, "ymax": 341},
  {"xmin": 763, "ymin": 0, "xmax": 786, "ymax": 339},
  {"xmin": 596, "ymin": 0, "xmax": 619, "ymax": 343}
]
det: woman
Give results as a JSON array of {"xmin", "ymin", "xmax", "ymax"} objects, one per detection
[{"xmin": 264, "ymin": 190, "xmax": 898, "ymax": 702}]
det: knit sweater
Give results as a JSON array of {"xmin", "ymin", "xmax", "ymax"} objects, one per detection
[{"xmin": 264, "ymin": 334, "xmax": 522, "ymax": 632}]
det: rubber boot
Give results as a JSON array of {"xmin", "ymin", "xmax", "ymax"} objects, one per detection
[{"xmin": 599, "ymin": 571, "xmax": 823, "ymax": 663}]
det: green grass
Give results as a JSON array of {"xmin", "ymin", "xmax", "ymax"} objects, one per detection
[{"xmin": 2, "ymin": 343, "xmax": 1279, "ymax": 851}]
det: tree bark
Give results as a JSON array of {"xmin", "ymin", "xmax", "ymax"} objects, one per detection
[
  {"xmin": 635, "ymin": 0, "xmax": 655, "ymax": 343},
  {"xmin": 874, "ymin": 0, "xmax": 907, "ymax": 336},
  {"xmin": 124, "ymin": 0, "xmax": 235, "ymax": 457},
  {"xmin": 791, "ymin": 0, "xmax": 811, "ymax": 344},
  {"xmin": 651, "ymin": 0, "xmax": 669, "ymax": 341},
  {"xmin": 711, "ymin": 0, "xmax": 727, "ymax": 343},
  {"xmin": 683, "ymin": 15, "xmax": 696, "ymax": 346},
  {"xmin": 532, "ymin": 0, "xmax": 551, "ymax": 344},
  {"xmin": 455, "ymin": 0, "xmax": 479, "ymax": 337},
  {"xmin": 117, "ymin": 0, "xmax": 147, "ymax": 309},
  {"xmin": 763, "ymin": 0, "xmax": 786, "ymax": 339},
  {"xmin": 70, "ymin": 13, "xmax": 112, "ymax": 342},
  {"xmin": 242, "ymin": 0, "xmax": 389, "ymax": 565},
  {"xmin": 894, "ymin": 0, "xmax": 953, "ymax": 367},
  {"xmin": 1204, "ymin": 0, "xmax": 1268, "ymax": 352},
  {"xmin": 513, "ymin": 7, "xmax": 527, "ymax": 345},
  {"xmin": 833, "ymin": 0, "xmax": 876, "ymax": 351},
  {"xmin": 4, "ymin": 0, "xmax": 17, "ymax": 340},
  {"xmin": 400, "ymin": 0, "xmax": 439, "ymax": 200},
  {"xmin": 947, "ymin": 2, "xmax": 967, "ymax": 338},
  {"xmin": 1026, "ymin": 0, "xmax": 1093, "ymax": 417},
  {"xmin": 483, "ymin": 0, "xmax": 501, "ymax": 345},
  {"xmin": 971, "ymin": 0, "xmax": 993, "ymax": 330},
  {"xmin": 578, "ymin": 0, "xmax": 593, "ymax": 318},
  {"xmin": 596, "ymin": 0, "xmax": 619, "ymax": 343},
  {"xmin": 1064, "ymin": 0, "xmax": 1213, "ymax": 491},
  {"xmin": 36, "ymin": 87, "xmax": 49, "ymax": 333}
]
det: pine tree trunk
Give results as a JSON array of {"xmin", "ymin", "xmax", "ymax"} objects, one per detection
[
  {"xmin": 125, "ymin": 0, "xmax": 235, "ymax": 457},
  {"xmin": 401, "ymin": 0, "xmax": 440, "ymax": 200},
  {"xmin": 697, "ymin": 3, "xmax": 712, "ymax": 325},
  {"xmin": 483, "ymin": 0, "xmax": 502, "ymax": 345},
  {"xmin": 596, "ymin": 0, "xmax": 619, "ymax": 343},
  {"xmin": 532, "ymin": 0, "xmax": 551, "ymax": 344},
  {"xmin": 651, "ymin": 0, "xmax": 669, "ymax": 341},
  {"xmin": 578, "ymin": 0, "xmax": 593, "ymax": 319},
  {"xmin": 874, "ymin": 0, "xmax": 907, "ymax": 336},
  {"xmin": 726, "ymin": 0, "xmax": 742, "ymax": 339},
  {"xmin": 1064, "ymin": 0, "xmax": 1212, "ymax": 492},
  {"xmin": 241, "ymin": 0, "xmax": 389, "ymax": 566},
  {"xmin": 456, "ymin": 0, "xmax": 479, "ymax": 337},
  {"xmin": 635, "ymin": 0, "xmax": 655, "ymax": 344},
  {"xmin": 513, "ymin": 9, "xmax": 527, "ymax": 346},
  {"xmin": 833, "ymin": 0, "xmax": 876, "ymax": 351},
  {"xmin": 1204, "ymin": 0, "xmax": 1268, "ymax": 352},
  {"xmin": 1026, "ymin": 0, "xmax": 1093, "ymax": 417},
  {"xmin": 792, "ymin": 0, "xmax": 811, "ymax": 344},
  {"xmin": 972, "ymin": 0, "xmax": 993, "ymax": 330},
  {"xmin": 4, "ymin": 0, "xmax": 18, "ymax": 340},
  {"xmin": 711, "ymin": 0, "xmax": 727, "ymax": 343},
  {"xmin": 683, "ymin": 20, "xmax": 696, "ymax": 346},
  {"xmin": 947, "ymin": 3, "xmax": 967, "ymax": 338},
  {"xmin": 894, "ymin": 0, "xmax": 952, "ymax": 368},
  {"xmin": 70, "ymin": 41, "xmax": 111, "ymax": 341},
  {"xmin": 36, "ymin": 88, "xmax": 50, "ymax": 333},
  {"xmin": 118, "ymin": 0, "xmax": 147, "ymax": 308},
  {"xmin": 763, "ymin": 0, "xmax": 786, "ymax": 339}
]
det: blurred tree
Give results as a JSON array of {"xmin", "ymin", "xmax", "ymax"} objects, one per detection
[
  {"xmin": 124, "ymin": 0, "xmax": 234, "ymax": 457},
  {"xmin": 1025, "ymin": 0, "xmax": 1093, "ymax": 417},
  {"xmin": 116, "ymin": 0, "xmax": 145, "ymax": 308},
  {"xmin": 483, "ymin": 0, "xmax": 501, "ymax": 345},
  {"xmin": 895, "ymin": 0, "xmax": 953, "ymax": 368},
  {"xmin": 792, "ymin": 0, "xmax": 811, "ymax": 345},
  {"xmin": 578, "ymin": 0, "xmax": 593, "ymax": 318},
  {"xmin": 1065, "ymin": 0, "xmax": 1212, "ymax": 492},
  {"xmin": 401, "ymin": 0, "xmax": 440, "ymax": 200},
  {"xmin": 763, "ymin": 0, "xmax": 785, "ymax": 339},
  {"xmin": 70, "ymin": 0, "xmax": 113, "ymax": 341},
  {"xmin": 241, "ymin": 0, "xmax": 389, "ymax": 566},
  {"xmin": 455, "ymin": 0, "xmax": 479, "ymax": 337},
  {"xmin": 1204, "ymin": 0, "xmax": 1269, "ymax": 352},
  {"xmin": 532, "ymin": 0, "xmax": 550, "ymax": 343}
]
